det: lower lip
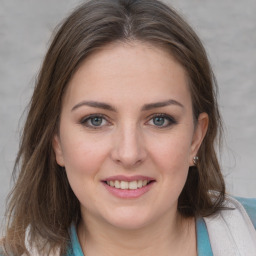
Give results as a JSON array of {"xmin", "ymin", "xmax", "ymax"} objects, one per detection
[{"xmin": 102, "ymin": 182, "xmax": 155, "ymax": 199}]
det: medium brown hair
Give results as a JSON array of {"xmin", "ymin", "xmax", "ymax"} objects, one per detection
[{"xmin": 2, "ymin": 0, "xmax": 225, "ymax": 254}]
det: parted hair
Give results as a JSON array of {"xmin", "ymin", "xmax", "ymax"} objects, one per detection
[{"xmin": 1, "ymin": 0, "xmax": 225, "ymax": 254}]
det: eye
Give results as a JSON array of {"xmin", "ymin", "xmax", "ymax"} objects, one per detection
[
  {"xmin": 147, "ymin": 114, "xmax": 177, "ymax": 128},
  {"xmin": 80, "ymin": 114, "xmax": 109, "ymax": 128}
]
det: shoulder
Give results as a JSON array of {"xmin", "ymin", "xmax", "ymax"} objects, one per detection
[
  {"xmin": 203, "ymin": 195, "xmax": 256, "ymax": 255},
  {"xmin": 221, "ymin": 195, "xmax": 256, "ymax": 230},
  {"xmin": 234, "ymin": 196, "xmax": 256, "ymax": 229}
]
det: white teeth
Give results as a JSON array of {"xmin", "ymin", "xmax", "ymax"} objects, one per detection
[
  {"xmin": 114, "ymin": 180, "xmax": 120, "ymax": 189},
  {"xmin": 106, "ymin": 180, "xmax": 150, "ymax": 189},
  {"xmin": 120, "ymin": 181, "xmax": 128, "ymax": 189},
  {"xmin": 129, "ymin": 181, "xmax": 137, "ymax": 190}
]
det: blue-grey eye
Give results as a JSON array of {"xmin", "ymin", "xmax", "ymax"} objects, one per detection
[
  {"xmin": 89, "ymin": 116, "xmax": 103, "ymax": 126},
  {"xmin": 148, "ymin": 114, "xmax": 176, "ymax": 128},
  {"xmin": 153, "ymin": 116, "xmax": 166, "ymax": 126},
  {"xmin": 81, "ymin": 114, "xmax": 108, "ymax": 128}
]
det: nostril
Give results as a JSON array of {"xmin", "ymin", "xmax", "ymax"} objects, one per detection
[{"xmin": 110, "ymin": 133, "xmax": 147, "ymax": 168}]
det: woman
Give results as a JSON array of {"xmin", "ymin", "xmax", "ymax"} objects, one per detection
[{"xmin": 1, "ymin": 0, "xmax": 255, "ymax": 255}]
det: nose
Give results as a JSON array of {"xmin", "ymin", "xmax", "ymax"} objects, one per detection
[{"xmin": 110, "ymin": 123, "xmax": 147, "ymax": 169}]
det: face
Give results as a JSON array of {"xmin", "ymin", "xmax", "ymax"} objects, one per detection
[{"xmin": 53, "ymin": 41, "xmax": 208, "ymax": 230}]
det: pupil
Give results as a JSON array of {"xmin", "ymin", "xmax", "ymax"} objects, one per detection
[
  {"xmin": 91, "ymin": 117, "xmax": 102, "ymax": 126},
  {"xmin": 153, "ymin": 117, "xmax": 165, "ymax": 126}
]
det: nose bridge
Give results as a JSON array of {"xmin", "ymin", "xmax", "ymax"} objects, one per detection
[{"xmin": 111, "ymin": 121, "xmax": 146, "ymax": 168}]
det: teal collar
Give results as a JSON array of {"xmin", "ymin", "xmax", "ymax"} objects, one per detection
[
  {"xmin": 196, "ymin": 217, "xmax": 213, "ymax": 256},
  {"xmin": 67, "ymin": 218, "xmax": 213, "ymax": 256},
  {"xmin": 67, "ymin": 224, "xmax": 84, "ymax": 256}
]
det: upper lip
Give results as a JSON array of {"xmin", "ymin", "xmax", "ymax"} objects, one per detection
[{"xmin": 103, "ymin": 175, "xmax": 155, "ymax": 182}]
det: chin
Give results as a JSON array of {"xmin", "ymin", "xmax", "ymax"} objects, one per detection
[{"xmin": 102, "ymin": 208, "xmax": 156, "ymax": 230}]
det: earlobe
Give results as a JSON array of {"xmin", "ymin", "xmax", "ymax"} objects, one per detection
[
  {"xmin": 190, "ymin": 113, "xmax": 209, "ymax": 165},
  {"xmin": 52, "ymin": 134, "xmax": 65, "ymax": 167}
]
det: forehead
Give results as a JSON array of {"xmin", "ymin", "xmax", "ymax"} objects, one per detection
[{"xmin": 63, "ymin": 41, "xmax": 191, "ymax": 108}]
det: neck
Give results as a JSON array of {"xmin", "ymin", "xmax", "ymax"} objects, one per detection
[{"xmin": 78, "ymin": 210, "xmax": 196, "ymax": 256}]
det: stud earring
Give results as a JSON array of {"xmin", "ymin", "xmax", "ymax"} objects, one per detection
[{"xmin": 193, "ymin": 156, "xmax": 199, "ymax": 166}]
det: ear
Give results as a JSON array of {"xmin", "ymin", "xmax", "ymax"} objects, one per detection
[
  {"xmin": 52, "ymin": 134, "xmax": 65, "ymax": 167},
  {"xmin": 189, "ymin": 112, "xmax": 209, "ymax": 166}
]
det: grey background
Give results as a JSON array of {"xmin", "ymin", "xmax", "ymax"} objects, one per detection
[{"xmin": 0, "ymin": 0, "xmax": 256, "ymax": 225}]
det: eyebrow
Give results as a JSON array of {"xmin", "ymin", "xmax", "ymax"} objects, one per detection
[
  {"xmin": 71, "ymin": 99, "xmax": 184, "ymax": 112},
  {"xmin": 71, "ymin": 101, "xmax": 117, "ymax": 112},
  {"xmin": 141, "ymin": 99, "xmax": 184, "ymax": 111}
]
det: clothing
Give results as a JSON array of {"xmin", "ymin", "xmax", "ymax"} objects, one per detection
[
  {"xmin": 202, "ymin": 196, "xmax": 256, "ymax": 255},
  {"xmin": 66, "ymin": 196, "xmax": 256, "ymax": 256},
  {"xmin": 1, "ymin": 196, "xmax": 255, "ymax": 256}
]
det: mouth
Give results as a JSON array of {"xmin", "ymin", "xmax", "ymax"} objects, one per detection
[
  {"xmin": 102, "ymin": 175, "xmax": 156, "ymax": 198},
  {"xmin": 104, "ymin": 179, "xmax": 154, "ymax": 190}
]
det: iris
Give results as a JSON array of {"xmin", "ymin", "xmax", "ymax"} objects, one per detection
[{"xmin": 153, "ymin": 116, "xmax": 166, "ymax": 126}]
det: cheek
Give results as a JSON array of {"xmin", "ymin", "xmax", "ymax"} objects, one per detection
[
  {"xmin": 150, "ymin": 133, "xmax": 192, "ymax": 197},
  {"xmin": 60, "ymin": 130, "xmax": 109, "ymax": 176},
  {"xmin": 148, "ymin": 131, "xmax": 193, "ymax": 171},
  {"xmin": 61, "ymin": 133, "xmax": 109, "ymax": 204}
]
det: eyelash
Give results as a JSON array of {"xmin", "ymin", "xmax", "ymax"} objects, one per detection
[
  {"xmin": 80, "ymin": 113, "xmax": 177, "ymax": 129},
  {"xmin": 80, "ymin": 114, "xmax": 111, "ymax": 129},
  {"xmin": 146, "ymin": 113, "xmax": 177, "ymax": 128}
]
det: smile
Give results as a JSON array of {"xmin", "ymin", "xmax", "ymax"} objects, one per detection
[
  {"xmin": 102, "ymin": 176, "xmax": 155, "ymax": 199},
  {"xmin": 106, "ymin": 180, "xmax": 150, "ymax": 190}
]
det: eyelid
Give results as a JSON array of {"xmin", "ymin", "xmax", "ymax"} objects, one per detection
[
  {"xmin": 80, "ymin": 113, "xmax": 111, "ymax": 128},
  {"xmin": 146, "ymin": 113, "xmax": 177, "ymax": 128},
  {"xmin": 79, "ymin": 113, "xmax": 177, "ymax": 129}
]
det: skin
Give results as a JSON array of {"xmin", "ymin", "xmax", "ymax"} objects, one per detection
[{"xmin": 53, "ymin": 41, "xmax": 208, "ymax": 256}]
